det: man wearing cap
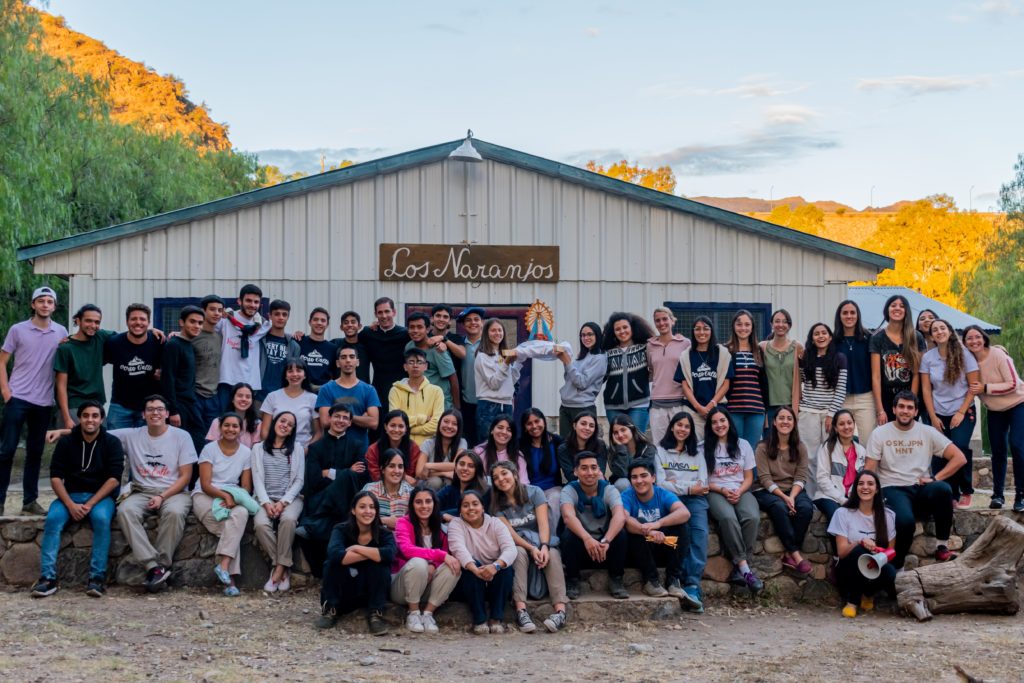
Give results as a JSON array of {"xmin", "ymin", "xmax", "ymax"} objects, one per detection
[
  {"xmin": 456, "ymin": 307, "xmax": 485, "ymax": 444},
  {"xmin": 0, "ymin": 286, "xmax": 68, "ymax": 515}
]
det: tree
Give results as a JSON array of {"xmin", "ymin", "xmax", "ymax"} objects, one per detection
[
  {"xmin": 861, "ymin": 195, "xmax": 997, "ymax": 307},
  {"xmin": 955, "ymin": 154, "xmax": 1024, "ymax": 359},
  {"xmin": 585, "ymin": 160, "xmax": 677, "ymax": 194},
  {"xmin": 0, "ymin": 0, "xmax": 258, "ymax": 332},
  {"xmin": 765, "ymin": 204, "xmax": 825, "ymax": 236}
]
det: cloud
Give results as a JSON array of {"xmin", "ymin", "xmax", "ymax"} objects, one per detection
[
  {"xmin": 641, "ymin": 75, "xmax": 809, "ymax": 99},
  {"xmin": 857, "ymin": 74, "xmax": 991, "ymax": 95},
  {"xmin": 423, "ymin": 23, "xmax": 466, "ymax": 35},
  {"xmin": 977, "ymin": 0, "xmax": 1021, "ymax": 16},
  {"xmin": 584, "ymin": 27, "xmax": 601, "ymax": 37},
  {"xmin": 250, "ymin": 147, "xmax": 385, "ymax": 175},
  {"xmin": 569, "ymin": 105, "xmax": 837, "ymax": 177}
]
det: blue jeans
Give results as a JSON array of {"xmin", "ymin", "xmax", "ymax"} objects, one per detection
[
  {"xmin": 931, "ymin": 406, "xmax": 976, "ymax": 498},
  {"xmin": 475, "ymin": 399, "xmax": 512, "ymax": 445},
  {"xmin": 679, "ymin": 494, "xmax": 709, "ymax": 592},
  {"xmin": 0, "ymin": 397, "xmax": 51, "ymax": 507},
  {"xmin": 987, "ymin": 403, "xmax": 1024, "ymax": 501},
  {"xmin": 198, "ymin": 393, "xmax": 222, "ymax": 432},
  {"xmin": 40, "ymin": 493, "xmax": 115, "ymax": 580},
  {"xmin": 455, "ymin": 563, "xmax": 514, "ymax": 625},
  {"xmin": 605, "ymin": 407, "xmax": 650, "ymax": 434},
  {"xmin": 106, "ymin": 402, "xmax": 145, "ymax": 430},
  {"xmin": 732, "ymin": 412, "xmax": 765, "ymax": 449}
]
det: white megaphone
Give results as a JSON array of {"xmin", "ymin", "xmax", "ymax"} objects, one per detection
[{"xmin": 858, "ymin": 547, "xmax": 896, "ymax": 579}]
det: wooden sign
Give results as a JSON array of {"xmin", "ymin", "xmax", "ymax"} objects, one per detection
[{"xmin": 379, "ymin": 243, "xmax": 559, "ymax": 283}]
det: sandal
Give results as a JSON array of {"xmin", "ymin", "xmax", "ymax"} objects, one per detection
[{"xmin": 223, "ymin": 585, "xmax": 240, "ymax": 597}]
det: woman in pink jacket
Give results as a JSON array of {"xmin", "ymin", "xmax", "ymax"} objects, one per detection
[{"xmin": 391, "ymin": 485, "xmax": 461, "ymax": 634}]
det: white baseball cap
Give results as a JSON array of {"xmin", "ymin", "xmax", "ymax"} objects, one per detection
[{"xmin": 32, "ymin": 286, "xmax": 57, "ymax": 303}]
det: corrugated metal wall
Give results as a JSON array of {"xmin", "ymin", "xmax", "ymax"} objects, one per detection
[{"xmin": 33, "ymin": 158, "xmax": 879, "ymax": 415}]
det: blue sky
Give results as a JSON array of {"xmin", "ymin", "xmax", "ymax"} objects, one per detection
[{"xmin": 40, "ymin": 0, "xmax": 1024, "ymax": 209}]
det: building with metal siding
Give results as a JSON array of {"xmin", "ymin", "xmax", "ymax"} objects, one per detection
[{"xmin": 18, "ymin": 138, "xmax": 892, "ymax": 416}]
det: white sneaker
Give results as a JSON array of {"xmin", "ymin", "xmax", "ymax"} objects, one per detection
[
  {"xmin": 278, "ymin": 571, "xmax": 291, "ymax": 592},
  {"xmin": 263, "ymin": 575, "xmax": 278, "ymax": 593},
  {"xmin": 406, "ymin": 611, "xmax": 425, "ymax": 633},
  {"xmin": 473, "ymin": 623, "xmax": 490, "ymax": 635},
  {"xmin": 420, "ymin": 611, "xmax": 439, "ymax": 634}
]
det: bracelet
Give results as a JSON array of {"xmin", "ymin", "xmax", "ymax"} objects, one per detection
[{"xmin": 539, "ymin": 543, "xmax": 549, "ymax": 550}]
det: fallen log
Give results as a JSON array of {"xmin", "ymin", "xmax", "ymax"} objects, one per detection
[{"xmin": 896, "ymin": 514, "xmax": 1024, "ymax": 621}]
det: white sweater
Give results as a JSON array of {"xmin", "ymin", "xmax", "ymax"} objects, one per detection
[{"xmin": 474, "ymin": 352, "xmax": 522, "ymax": 404}]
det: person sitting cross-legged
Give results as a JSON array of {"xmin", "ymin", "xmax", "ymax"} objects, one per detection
[
  {"xmin": 32, "ymin": 401, "xmax": 124, "ymax": 598},
  {"xmin": 559, "ymin": 450, "xmax": 629, "ymax": 600}
]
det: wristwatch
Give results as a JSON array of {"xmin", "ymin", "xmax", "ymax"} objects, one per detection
[{"xmin": 493, "ymin": 562, "xmax": 502, "ymax": 572}]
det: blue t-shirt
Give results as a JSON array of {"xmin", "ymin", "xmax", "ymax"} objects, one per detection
[
  {"xmin": 620, "ymin": 486, "xmax": 679, "ymax": 525},
  {"xmin": 258, "ymin": 334, "xmax": 291, "ymax": 400},
  {"xmin": 315, "ymin": 380, "xmax": 381, "ymax": 450}
]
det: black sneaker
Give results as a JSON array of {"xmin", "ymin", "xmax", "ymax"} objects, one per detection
[
  {"xmin": 30, "ymin": 577, "xmax": 58, "ymax": 598},
  {"xmin": 144, "ymin": 566, "xmax": 171, "ymax": 593},
  {"xmin": 727, "ymin": 566, "xmax": 747, "ymax": 586},
  {"xmin": 316, "ymin": 605, "xmax": 338, "ymax": 630},
  {"xmin": 21, "ymin": 501, "xmax": 45, "ymax": 516},
  {"xmin": 989, "ymin": 496, "xmax": 1004, "ymax": 510},
  {"xmin": 368, "ymin": 610, "xmax": 389, "ymax": 636},
  {"xmin": 565, "ymin": 578, "xmax": 581, "ymax": 601},
  {"xmin": 1014, "ymin": 497, "xmax": 1024, "ymax": 513},
  {"xmin": 85, "ymin": 578, "xmax": 106, "ymax": 597},
  {"xmin": 609, "ymin": 577, "xmax": 629, "ymax": 600}
]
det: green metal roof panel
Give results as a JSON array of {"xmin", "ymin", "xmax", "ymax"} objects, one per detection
[{"xmin": 18, "ymin": 138, "xmax": 894, "ymax": 271}]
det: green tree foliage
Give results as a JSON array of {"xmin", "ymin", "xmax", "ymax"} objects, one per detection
[
  {"xmin": 585, "ymin": 160, "xmax": 677, "ymax": 194},
  {"xmin": 956, "ymin": 154, "xmax": 1024, "ymax": 358},
  {"xmin": 0, "ymin": 0, "xmax": 258, "ymax": 330},
  {"xmin": 765, "ymin": 204, "xmax": 826, "ymax": 236},
  {"xmin": 862, "ymin": 195, "xmax": 995, "ymax": 307}
]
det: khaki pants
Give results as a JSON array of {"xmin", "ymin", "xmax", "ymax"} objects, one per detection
[
  {"xmin": 254, "ymin": 499, "xmax": 303, "ymax": 567},
  {"xmin": 649, "ymin": 404, "xmax": 684, "ymax": 447},
  {"xmin": 192, "ymin": 492, "xmax": 249, "ymax": 576},
  {"xmin": 798, "ymin": 408, "xmax": 829, "ymax": 499},
  {"xmin": 116, "ymin": 489, "xmax": 192, "ymax": 570},
  {"xmin": 843, "ymin": 392, "xmax": 877, "ymax": 445},
  {"xmin": 512, "ymin": 546, "xmax": 568, "ymax": 605},
  {"xmin": 390, "ymin": 557, "xmax": 459, "ymax": 608},
  {"xmin": 683, "ymin": 407, "xmax": 707, "ymax": 442}
]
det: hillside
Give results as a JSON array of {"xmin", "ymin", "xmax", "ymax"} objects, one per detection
[
  {"xmin": 690, "ymin": 195, "xmax": 857, "ymax": 213},
  {"xmin": 37, "ymin": 11, "xmax": 231, "ymax": 151}
]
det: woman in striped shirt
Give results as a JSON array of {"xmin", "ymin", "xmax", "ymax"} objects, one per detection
[
  {"xmin": 725, "ymin": 310, "xmax": 767, "ymax": 448},
  {"xmin": 794, "ymin": 323, "xmax": 848, "ymax": 498}
]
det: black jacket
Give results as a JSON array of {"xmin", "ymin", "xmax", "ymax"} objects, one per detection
[{"xmin": 49, "ymin": 426, "xmax": 125, "ymax": 497}]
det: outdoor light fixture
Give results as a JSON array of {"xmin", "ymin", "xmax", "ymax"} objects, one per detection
[{"xmin": 449, "ymin": 129, "xmax": 483, "ymax": 162}]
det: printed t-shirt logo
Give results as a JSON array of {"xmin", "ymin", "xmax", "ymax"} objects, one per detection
[{"xmin": 120, "ymin": 356, "xmax": 153, "ymax": 376}]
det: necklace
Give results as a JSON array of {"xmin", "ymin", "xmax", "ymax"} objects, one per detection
[{"xmin": 843, "ymin": 336, "xmax": 855, "ymax": 352}]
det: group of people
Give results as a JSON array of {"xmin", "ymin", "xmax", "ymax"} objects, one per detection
[{"xmin": 0, "ymin": 283, "xmax": 1018, "ymax": 632}]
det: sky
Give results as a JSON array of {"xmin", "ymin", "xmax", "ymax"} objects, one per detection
[{"xmin": 39, "ymin": 0, "xmax": 1024, "ymax": 210}]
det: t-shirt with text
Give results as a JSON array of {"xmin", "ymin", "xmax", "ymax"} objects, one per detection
[
  {"xmin": 110, "ymin": 426, "xmax": 199, "ymax": 490},
  {"xmin": 621, "ymin": 486, "xmax": 679, "ymax": 525},
  {"xmin": 865, "ymin": 420, "xmax": 953, "ymax": 488},
  {"xmin": 259, "ymin": 333, "xmax": 292, "ymax": 399},
  {"xmin": 299, "ymin": 337, "xmax": 337, "ymax": 388},
  {"xmin": 495, "ymin": 484, "xmax": 548, "ymax": 534},
  {"xmin": 706, "ymin": 439, "xmax": 756, "ymax": 489},
  {"xmin": 105, "ymin": 331, "xmax": 163, "ymax": 411},
  {"xmin": 827, "ymin": 507, "xmax": 897, "ymax": 545}
]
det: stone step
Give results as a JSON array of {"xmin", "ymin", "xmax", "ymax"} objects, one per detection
[{"xmin": 972, "ymin": 456, "xmax": 1016, "ymax": 490}]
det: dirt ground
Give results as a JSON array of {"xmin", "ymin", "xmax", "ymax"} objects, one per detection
[{"xmin": 0, "ymin": 587, "xmax": 1021, "ymax": 683}]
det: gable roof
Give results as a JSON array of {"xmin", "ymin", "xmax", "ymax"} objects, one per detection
[
  {"xmin": 849, "ymin": 286, "xmax": 1001, "ymax": 334},
  {"xmin": 17, "ymin": 138, "xmax": 894, "ymax": 270}
]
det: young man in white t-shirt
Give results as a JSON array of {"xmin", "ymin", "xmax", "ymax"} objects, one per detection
[
  {"xmin": 216, "ymin": 283, "xmax": 271, "ymax": 410},
  {"xmin": 864, "ymin": 390, "xmax": 966, "ymax": 566},
  {"xmin": 111, "ymin": 394, "xmax": 199, "ymax": 591}
]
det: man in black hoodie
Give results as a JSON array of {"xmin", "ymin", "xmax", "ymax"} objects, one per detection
[{"xmin": 32, "ymin": 401, "xmax": 124, "ymax": 598}]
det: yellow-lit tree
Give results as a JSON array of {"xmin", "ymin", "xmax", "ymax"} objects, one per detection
[
  {"xmin": 765, "ymin": 204, "xmax": 826, "ymax": 236},
  {"xmin": 585, "ymin": 160, "xmax": 677, "ymax": 194}
]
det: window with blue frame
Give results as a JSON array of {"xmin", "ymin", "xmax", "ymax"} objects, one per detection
[
  {"xmin": 663, "ymin": 301, "xmax": 772, "ymax": 341},
  {"xmin": 153, "ymin": 297, "xmax": 269, "ymax": 332}
]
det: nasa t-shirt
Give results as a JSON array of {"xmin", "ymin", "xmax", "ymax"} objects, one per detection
[
  {"xmin": 110, "ymin": 426, "xmax": 199, "ymax": 490},
  {"xmin": 105, "ymin": 332, "xmax": 162, "ymax": 410},
  {"xmin": 299, "ymin": 337, "xmax": 337, "ymax": 387}
]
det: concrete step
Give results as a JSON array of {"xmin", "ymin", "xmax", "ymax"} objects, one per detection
[{"xmin": 972, "ymin": 456, "xmax": 1016, "ymax": 490}]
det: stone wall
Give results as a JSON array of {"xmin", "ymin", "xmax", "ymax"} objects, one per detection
[{"xmin": 3, "ymin": 508, "xmax": 1015, "ymax": 599}]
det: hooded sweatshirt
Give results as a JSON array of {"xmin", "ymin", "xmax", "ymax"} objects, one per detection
[
  {"xmin": 49, "ymin": 425, "xmax": 125, "ymax": 497},
  {"xmin": 388, "ymin": 377, "xmax": 444, "ymax": 444}
]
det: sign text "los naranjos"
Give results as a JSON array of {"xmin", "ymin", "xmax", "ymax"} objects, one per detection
[{"xmin": 379, "ymin": 244, "xmax": 559, "ymax": 283}]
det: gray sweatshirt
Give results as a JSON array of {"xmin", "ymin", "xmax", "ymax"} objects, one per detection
[
  {"xmin": 654, "ymin": 444, "xmax": 708, "ymax": 496},
  {"xmin": 559, "ymin": 352, "xmax": 608, "ymax": 408}
]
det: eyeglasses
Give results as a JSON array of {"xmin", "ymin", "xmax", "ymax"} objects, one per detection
[{"xmin": 144, "ymin": 407, "xmax": 167, "ymax": 414}]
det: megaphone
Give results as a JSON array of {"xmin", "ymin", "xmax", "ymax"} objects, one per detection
[{"xmin": 858, "ymin": 547, "xmax": 896, "ymax": 579}]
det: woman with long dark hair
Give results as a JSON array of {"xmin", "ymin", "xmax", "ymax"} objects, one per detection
[
  {"xmin": 474, "ymin": 415, "xmax": 529, "ymax": 484},
  {"xmin": 602, "ymin": 312, "xmax": 655, "ymax": 433},
  {"xmin": 870, "ymin": 294, "xmax": 925, "ymax": 424},
  {"xmin": 317, "ymin": 490, "xmax": 395, "ymax": 634},
  {"xmin": 252, "ymin": 411, "xmax": 305, "ymax": 592},
  {"xmin": 473, "ymin": 318, "xmax": 522, "ymax": 441},
  {"xmin": 704, "ymin": 406, "xmax": 762, "ymax": 594},
  {"xmin": 827, "ymin": 470, "xmax": 896, "ymax": 619},
  {"xmin": 391, "ymin": 485, "xmax": 461, "ymax": 634},
  {"xmin": 813, "ymin": 409, "xmax": 866, "ymax": 522},
  {"xmin": 647, "ymin": 307, "xmax": 691, "ymax": 445},
  {"xmin": 556, "ymin": 410, "xmax": 609, "ymax": 483},
  {"xmin": 556, "ymin": 322, "xmax": 607, "ymax": 439},
  {"xmin": 448, "ymin": 489, "xmax": 517, "ymax": 634},
  {"xmin": 365, "ymin": 409, "xmax": 422, "ymax": 484},
  {"xmin": 654, "ymin": 411, "xmax": 709, "ymax": 612},
  {"xmin": 259, "ymin": 360, "xmax": 321, "ymax": 447},
  {"xmin": 491, "ymin": 461, "xmax": 569, "ymax": 633},
  {"xmin": 519, "ymin": 408, "xmax": 564, "ymax": 523},
  {"xmin": 834, "ymin": 300, "xmax": 876, "ymax": 441},
  {"xmin": 920, "ymin": 319, "xmax": 980, "ymax": 507},
  {"xmin": 753, "ymin": 406, "xmax": 813, "ymax": 577},
  {"xmin": 917, "ymin": 309, "xmax": 937, "ymax": 350},
  {"xmin": 760, "ymin": 308, "xmax": 803, "ymax": 428},
  {"xmin": 725, "ymin": 310, "xmax": 766, "ymax": 448},
  {"xmin": 437, "ymin": 450, "xmax": 490, "ymax": 519},
  {"xmin": 795, "ymin": 322, "xmax": 848, "ymax": 496},
  {"xmin": 678, "ymin": 316, "xmax": 733, "ymax": 437},
  {"xmin": 608, "ymin": 414, "xmax": 657, "ymax": 492},
  {"xmin": 416, "ymin": 408, "xmax": 468, "ymax": 489},
  {"xmin": 206, "ymin": 382, "xmax": 261, "ymax": 447},
  {"xmin": 964, "ymin": 325, "xmax": 1024, "ymax": 511},
  {"xmin": 360, "ymin": 449, "xmax": 414, "ymax": 529}
]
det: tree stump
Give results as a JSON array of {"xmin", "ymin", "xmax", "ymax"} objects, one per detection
[{"xmin": 896, "ymin": 515, "xmax": 1024, "ymax": 621}]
